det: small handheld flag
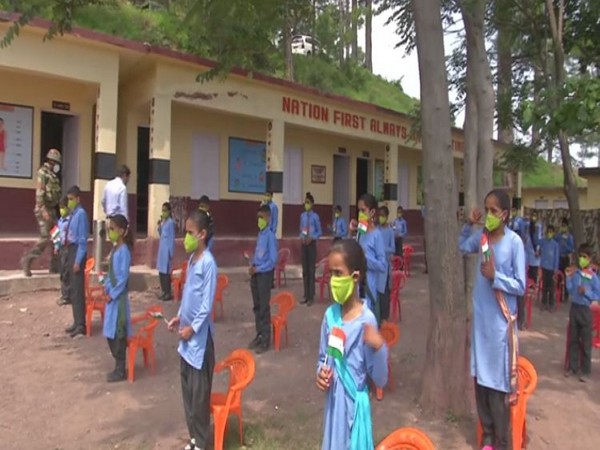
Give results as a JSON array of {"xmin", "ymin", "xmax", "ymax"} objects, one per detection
[
  {"xmin": 149, "ymin": 311, "xmax": 169, "ymax": 325},
  {"xmin": 357, "ymin": 217, "xmax": 368, "ymax": 235},
  {"xmin": 480, "ymin": 233, "xmax": 491, "ymax": 263},
  {"xmin": 243, "ymin": 251, "xmax": 251, "ymax": 266},
  {"xmin": 581, "ymin": 269, "xmax": 593, "ymax": 282},
  {"xmin": 326, "ymin": 327, "xmax": 346, "ymax": 362}
]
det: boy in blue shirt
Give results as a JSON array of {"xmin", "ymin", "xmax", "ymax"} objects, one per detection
[
  {"xmin": 262, "ymin": 191, "xmax": 279, "ymax": 235},
  {"xmin": 392, "ymin": 206, "xmax": 408, "ymax": 257},
  {"xmin": 565, "ymin": 243, "xmax": 600, "ymax": 382},
  {"xmin": 64, "ymin": 186, "xmax": 89, "ymax": 338},
  {"xmin": 56, "ymin": 196, "xmax": 71, "ymax": 306},
  {"xmin": 331, "ymin": 205, "xmax": 347, "ymax": 241},
  {"xmin": 198, "ymin": 195, "xmax": 215, "ymax": 252},
  {"xmin": 378, "ymin": 206, "xmax": 395, "ymax": 322},
  {"xmin": 540, "ymin": 224, "xmax": 560, "ymax": 311},
  {"xmin": 555, "ymin": 218, "xmax": 575, "ymax": 301},
  {"xmin": 248, "ymin": 205, "xmax": 278, "ymax": 354}
]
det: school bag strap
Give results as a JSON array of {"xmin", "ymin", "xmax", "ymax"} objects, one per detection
[{"xmin": 325, "ymin": 305, "xmax": 374, "ymax": 450}]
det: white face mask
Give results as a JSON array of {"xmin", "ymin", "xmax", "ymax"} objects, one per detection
[{"xmin": 52, "ymin": 164, "xmax": 60, "ymax": 174}]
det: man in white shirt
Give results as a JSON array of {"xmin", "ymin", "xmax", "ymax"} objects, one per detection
[{"xmin": 102, "ymin": 165, "xmax": 130, "ymax": 219}]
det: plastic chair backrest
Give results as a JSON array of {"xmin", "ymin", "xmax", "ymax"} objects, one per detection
[
  {"xmin": 85, "ymin": 258, "xmax": 95, "ymax": 273},
  {"xmin": 222, "ymin": 349, "xmax": 256, "ymax": 406},
  {"xmin": 391, "ymin": 270, "xmax": 407, "ymax": 292},
  {"xmin": 380, "ymin": 322, "xmax": 400, "ymax": 349},
  {"xmin": 391, "ymin": 256, "xmax": 403, "ymax": 271},
  {"xmin": 270, "ymin": 291, "xmax": 296, "ymax": 316},
  {"xmin": 277, "ymin": 248, "xmax": 291, "ymax": 266},
  {"xmin": 516, "ymin": 356, "xmax": 538, "ymax": 397},
  {"xmin": 376, "ymin": 427, "xmax": 436, "ymax": 450},
  {"xmin": 554, "ymin": 271, "xmax": 564, "ymax": 285},
  {"xmin": 526, "ymin": 277, "xmax": 537, "ymax": 292},
  {"xmin": 403, "ymin": 245, "xmax": 414, "ymax": 254},
  {"xmin": 216, "ymin": 274, "xmax": 229, "ymax": 301}
]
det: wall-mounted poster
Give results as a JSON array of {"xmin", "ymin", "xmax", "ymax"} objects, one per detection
[
  {"xmin": 0, "ymin": 102, "xmax": 34, "ymax": 179},
  {"xmin": 374, "ymin": 159, "xmax": 385, "ymax": 202},
  {"xmin": 228, "ymin": 137, "xmax": 267, "ymax": 194}
]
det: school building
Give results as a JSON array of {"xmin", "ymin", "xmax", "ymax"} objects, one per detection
[{"xmin": 0, "ymin": 16, "xmax": 475, "ymax": 270}]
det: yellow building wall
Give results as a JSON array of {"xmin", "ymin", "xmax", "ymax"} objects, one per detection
[
  {"xmin": 521, "ymin": 187, "xmax": 588, "ymax": 210},
  {"xmin": 0, "ymin": 69, "xmax": 97, "ymax": 190},
  {"xmin": 585, "ymin": 177, "xmax": 600, "ymax": 209}
]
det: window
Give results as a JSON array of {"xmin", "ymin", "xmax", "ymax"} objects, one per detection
[
  {"xmin": 192, "ymin": 133, "xmax": 220, "ymax": 200},
  {"xmin": 553, "ymin": 199, "xmax": 568, "ymax": 209},
  {"xmin": 534, "ymin": 199, "xmax": 549, "ymax": 210},
  {"xmin": 283, "ymin": 148, "xmax": 303, "ymax": 204}
]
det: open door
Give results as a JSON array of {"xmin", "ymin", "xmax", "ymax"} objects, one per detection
[
  {"xmin": 333, "ymin": 154, "xmax": 350, "ymax": 220},
  {"xmin": 61, "ymin": 116, "xmax": 80, "ymax": 192},
  {"xmin": 136, "ymin": 126, "xmax": 150, "ymax": 234}
]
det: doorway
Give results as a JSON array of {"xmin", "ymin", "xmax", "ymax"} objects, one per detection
[
  {"xmin": 136, "ymin": 126, "xmax": 150, "ymax": 234},
  {"xmin": 333, "ymin": 154, "xmax": 350, "ymax": 220},
  {"xmin": 40, "ymin": 112, "xmax": 80, "ymax": 193},
  {"xmin": 356, "ymin": 157, "xmax": 369, "ymax": 204}
]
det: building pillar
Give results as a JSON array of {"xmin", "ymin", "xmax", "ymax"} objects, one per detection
[
  {"xmin": 383, "ymin": 143, "xmax": 399, "ymax": 214},
  {"xmin": 92, "ymin": 81, "xmax": 119, "ymax": 221},
  {"xmin": 147, "ymin": 96, "xmax": 172, "ymax": 238},
  {"xmin": 266, "ymin": 119, "xmax": 284, "ymax": 239}
]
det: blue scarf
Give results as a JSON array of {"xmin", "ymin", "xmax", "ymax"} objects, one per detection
[{"xmin": 325, "ymin": 305, "xmax": 374, "ymax": 450}]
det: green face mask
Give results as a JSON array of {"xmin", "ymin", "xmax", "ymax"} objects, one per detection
[
  {"xmin": 108, "ymin": 229, "xmax": 120, "ymax": 244},
  {"xmin": 378, "ymin": 216, "xmax": 387, "ymax": 226},
  {"xmin": 184, "ymin": 232, "xmax": 199, "ymax": 253},
  {"xmin": 59, "ymin": 207, "xmax": 68, "ymax": 218},
  {"xmin": 485, "ymin": 213, "xmax": 502, "ymax": 232},
  {"xmin": 67, "ymin": 199, "xmax": 77, "ymax": 211},
  {"xmin": 358, "ymin": 212, "xmax": 369, "ymax": 222},
  {"xmin": 579, "ymin": 256, "xmax": 590, "ymax": 269},
  {"xmin": 334, "ymin": 212, "xmax": 340, "ymax": 218},
  {"xmin": 561, "ymin": 227, "xmax": 567, "ymax": 233},
  {"xmin": 258, "ymin": 217, "xmax": 268, "ymax": 231},
  {"xmin": 161, "ymin": 211, "xmax": 169, "ymax": 220},
  {"xmin": 547, "ymin": 233, "xmax": 555, "ymax": 239},
  {"xmin": 330, "ymin": 275, "xmax": 355, "ymax": 305},
  {"xmin": 304, "ymin": 202, "xmax": 312, "ymax": 211}
]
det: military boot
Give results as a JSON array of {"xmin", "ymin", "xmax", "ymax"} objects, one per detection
[{"xmin": 20, "ymin": 256, "xmax": 32, "ymax": 277}]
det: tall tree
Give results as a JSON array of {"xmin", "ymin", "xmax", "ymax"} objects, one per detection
[
  {"xmin": 351, "ymin": 0, "xmax": 359, "ymax": 58},
  {"xmin": 364, "ymin": 0, "xmax": 373, "ymax": 71},
  {"xmin": 411, "ymin": 0, "xmax": 468, "ymax": 416}
]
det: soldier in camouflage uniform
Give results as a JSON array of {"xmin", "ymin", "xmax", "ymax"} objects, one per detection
[{"xmin": 21, "ymin": 149, "xmax": 62, "ymax": 277}]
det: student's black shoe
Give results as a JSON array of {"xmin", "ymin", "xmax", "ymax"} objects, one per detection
[
  {"xmin": 254, "ymin": 341, "xmax": 270, "ymax": 354},
  {"xmin": 57, "ymin": 297, "xmax": 71, "ymax": 306},
  {"xmin": 106, "ymin": 370, "xmax": 127, "ymax": 383},
  {"xmin": 579, "ymin": 374, "xmax": 590, "ymax": 383},
  {"xmin": 306, "ymin": 299, "xmax": 314, "ymax": 306},
  {"xmin": 248, "ymin": 335, "xmax": 262, "ymax": 350},
  {"xmin": 183, "ymin": 439, "xmax": 196, "ymax": 450},
  {"xmin": 300, "ymin": 298, "xmax": 308, "ymax": 304},
  {"xmin": 564, "ymin": 370, "xmax": 575, "ymax": 378},
  {"xmin": 156, "ymin": 292, "xmax": 166, "ymax": 300},
  {"xmin": 162, "ymin": 295, "xmax": 174, "ymax": 302},
  {"xmin": 65, "ymin": 323, "xmax": 77, "ymax": 333},
  {"xmin": 69, "ymin": 326, "xmax": 86, "ymax": 338}
]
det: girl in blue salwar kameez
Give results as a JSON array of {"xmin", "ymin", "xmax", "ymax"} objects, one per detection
[
  {"xmin": 103, "ymin": 214, "xmax": 133, "ymax": 383},
  {"xmin": 316, "ymin": 239, "xmax": 388, "ymax": 450},
  {"xmin": 157, "ymin": 201, "xmax": 175, "ymax": 301},
  {"xmin": 459, "ymin": 189, "xmax": 526, "ymax": 450}
]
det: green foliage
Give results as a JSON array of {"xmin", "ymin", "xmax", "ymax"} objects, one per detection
[{"xmin": 522, "ymin": 158, "xmax": 587, "ymax": 189}]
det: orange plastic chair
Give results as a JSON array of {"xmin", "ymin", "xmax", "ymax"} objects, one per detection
[
  {"xmin": 390, "ymin": 270, "xmax": 407, "ymax": 322},
  {"xmin": 376, "ymin": 427, "xmax": 436, "ymax": 450},
  {"xmin": 275, "ymin": 248, "xmax": 291, "ymax": 288},
  {"xmin": 84, "ymin": 257, "xmax": 109, "ymax": 337},
  {"xmin": 211, "ymin": 349, "xmax": 256, "ymax": 450},
  {"xmin": 212, "ymin": 274, "xmax": 229, "ymax": 322},
  {"xmin": 554, "ymin": 271, "xmax": 564, "ymax": 310},
  {"xmin": 477, "ymin": 356, "xmax": 538, "ymax": 450},
  {"xmin": 127, "ymin": 305, "xmax": 162, "ymax": 383},
  {"xmin": 391, "ymin": 255, "xmax": 404, "ymax": 272},
  {"xmin": 171, "ymin": 262, "xmax": 188, "ymax": 301},
  {"xmin": 376, "ymin": 321, "xmax": 401, "ymax": 401},
  {"xmin": 270, "ymin": 291, "xmax": 296, "ymax": 351},
  {"xmin": 402, "ymin": 245, "xmax": 414, "ymax": 277},
  {"xmin": 315, "ymin": 258, "xmax": 331, "ymax": 302},
  {"xmin": 524, "ymin": 277, "xmax": 538, "ymax": 330}
]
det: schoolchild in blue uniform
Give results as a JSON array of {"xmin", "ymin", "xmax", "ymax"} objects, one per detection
[
  {"xmin": 263, "ymin": 191, "xmax": 279, "ymax": 234},
  {"xmin": 378, "ymin": 205, "xmax": 395, "ymax": 322},
  {"xmin": 300, "ymin": 192, "xmax": 322, "ymax": 305},
  {"xmin": 168, "ymin": 210, "xmax": 217, "ymax": 450},
  {"xmin": 56, "ymin": 196, "xmax": 71, "ymax": 306},
  {"xmin": 248, "ymin": 205, "xmax": 278, "ymax": 354},
  {"xmin": 64, "ymin": 186, "xmax": 89, "ymax": 338},
  {"xmin": 524, "ymin": 212, "xmax": 542, "ymax": 282},
  {"xmin": 540, "ymin": 224, "xmax": 560, "ymax": 311},
  {"xmin": 555, "ymin": 218, "xmax": 575, "ymax": 301},
  {"xmin": 459, "ymin": 189, "xmax": 526, "ymax": 450},
  {"xmin": 508, "ymin": 207, "xmax": 524, "ymax": 239},
  {"xmin": 565, "ymin": 243, "xmax": 600, "ymax": 382},
  {"xmin": 316, "ymin": 239, "xmax": 388, "ymax": 450},
  {"xmin": 198, "ymin": 195, "xmax": 215, "ymax": 252},
  {"xmin": 356, "ymin": 193, "xmax": 387, "ymax": 326},
  {"xmin": 157, "ymin": 202, "xmax": 176, "ymax": 301},
  {"xmin": 392, "ymin": 206, "xmax": 408, "ymax": 257},
  {"xmin": 331, "ymin": 205, "xmax": 348, "ymax": 241},
  {"xmin": 103, "ymin": 214, "xmax": 133, "ymax": 382}
]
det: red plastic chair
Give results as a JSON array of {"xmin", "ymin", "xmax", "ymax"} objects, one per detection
[
  {"xmin": 270, "ymin": 291, "xmax": 296, "ymax": 351},
  {"xmin": 211, "ymin": 349, "xmax": 256, "ymax": 450},
  {"xmin": 390, "ymin": 270, "xmax": 407, "ymax": 322},
  {"xmin": 554, "ymin": 271, "xmax": 564, "ymax": 310},
  {"xmin": 84, "ymin": 257, "xmax": 108, "ymax": 337},
  {"xmin": 477, "ymin": 356, "xmax": 538, "ymax": 450},
  {"xmin": 402, "ymin": 245, "xmax": 414, "ymax": 277},
  {"xmin": 524, "ymin": 278, "xmax": 538, "ymax": 330},
  {"xmin": 376, "ymin": 427, "xmax": 436, "ymax": 450},
  {"xmin": 315, "ymin": 258, "xmax": 331, "ymax": 302},
  {"xmin": 275, "ymin": 248, "xmax": 291, "ymax": 288},
  {"xmin": 171, "ymin": 262, "xmax": 188, "ymax": 301},
  {"xmin": 127, "ymin": 305, "xmax": 162, "ymax": 383},
  {"xmin": 391, "ymin": 255, "xmax": 404, "ymax": 271},
  {"xmin": 212, "ymin": 274, "xmax": 229, "ymax": 322},
  {"xmin": 376, "ymin": 321, "xmax": 401, "ymax": 401}
]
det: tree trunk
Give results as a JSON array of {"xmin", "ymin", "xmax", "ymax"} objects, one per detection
[
  {"xmin": 345, "ymin": 0, "xmax": 351, "ymax": 60},
  {"xmin": 351, "ymin": 0, "xmax": 358, "ymax": 59},
  {"xmin": 365, "ymin": 0, "xmax": 373, "ymax": 71},
  {"xmin": 412, "ymin": 0, "xmax": 468, "ymax": 417},
  {"xmin": 338, "ymin": 0, "xmax": 346, "ymax": 64},
  {"xmin": 496, "ymin": 0, "xmax": 513, "ymax": 145},
  {"xmin": 284, "ymin": 3, "xmax": 294, "ymax": 81}
]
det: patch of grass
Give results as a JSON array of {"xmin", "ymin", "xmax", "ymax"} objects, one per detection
[{"xmin": 522, "ymin": 158, "xmax": 587, "ymax": 188}]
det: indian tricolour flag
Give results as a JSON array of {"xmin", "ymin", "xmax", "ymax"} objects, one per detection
[
  {"xmin": 326, "ymin": 327, "xmax": 346, "ymax": 362},
  {"xmin": 357, "ymin": 218, "xmax": 368, "ymax": 235},
  {"xmin": 50, "ymin": 225, "xmax": 60, "ymax": 244},
  {"xmin": 480, "ymin": 233, "xmax": 491, "ymax": 263},
  {"xmin": 581, "ymin": 269, "xmax": 593, "ymax": 282}
]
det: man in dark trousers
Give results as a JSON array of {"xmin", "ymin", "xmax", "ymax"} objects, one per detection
[{"xmin": 64, "ymin": 186, "xmax": 89, "ymax": 338}]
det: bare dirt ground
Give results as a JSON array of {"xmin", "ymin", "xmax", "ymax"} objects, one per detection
[{"xmin": 1, "ymin": 271, "xmax": 599, "ymax": 450}]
